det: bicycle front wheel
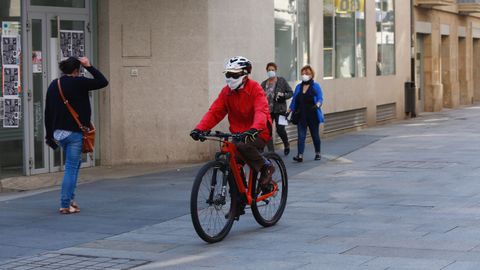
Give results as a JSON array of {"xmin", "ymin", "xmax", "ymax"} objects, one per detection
[
  {"xmin": 190, "ymin": 160, "xmax": 237, "ymax": 243},
  {"xmin": 251, "ymin": 152, "xmax": 288, "ymax": 227}
]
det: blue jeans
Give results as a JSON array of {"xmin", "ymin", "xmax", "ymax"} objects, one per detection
[
  {"xmin": 58, "ymin": 132, "xmax": 83, "ymax": 208},
  {"xmin": 297, "ymin": 119, "xmax": 321, "ymax": 155}
]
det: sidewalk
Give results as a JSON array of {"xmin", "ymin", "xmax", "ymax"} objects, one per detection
[
  {"xmin": 0, "ymin": 127, "xmax": 380, "ymax": 193},
  {"xmin": 0, "ymin": 162, "xmax": 200, "ymax": 193},
  {"xmin": 2, "ymin": 106, "xmax": 480, "ymax": 269}
]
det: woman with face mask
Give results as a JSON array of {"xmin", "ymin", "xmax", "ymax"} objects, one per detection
[
  {"xmin": 261, "ymin": 62, "xmax": 293, "ymax": 155},
  {"xmin": 287, "ymin": 65, "xmax": 324, "ymax": 162}
]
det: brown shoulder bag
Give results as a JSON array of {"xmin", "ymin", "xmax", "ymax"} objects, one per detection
[{"xmin": 57, "ymin": 79, "xmax": 96, "ymax": 153}]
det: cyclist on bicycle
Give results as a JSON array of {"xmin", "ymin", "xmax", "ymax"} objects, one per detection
[{"xmin": 190, "ymin": 56, "xmax": 275, "ymax": 193}]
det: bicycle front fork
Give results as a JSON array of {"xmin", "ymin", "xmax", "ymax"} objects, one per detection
[{"xmin": 206, "ymin": 163, "xmax": 229, "ymax": 206}]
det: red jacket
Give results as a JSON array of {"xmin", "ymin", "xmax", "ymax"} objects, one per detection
[{"xmin": 196, "ymin": 79, "xmax": 272, "ymax": 142}]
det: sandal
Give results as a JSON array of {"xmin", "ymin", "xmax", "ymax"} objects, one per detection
[
  {"xmin": 70, "ymin": 201, "xmax": 80, "ymax": 212},
  {"xmin": 59, "ymin": 206, "xmax": 80, "ymax": 215}
]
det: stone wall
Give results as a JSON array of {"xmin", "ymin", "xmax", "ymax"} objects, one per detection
[{"xmin": 415, "ymin": 6, "xmax": 480, "ymax": 111}]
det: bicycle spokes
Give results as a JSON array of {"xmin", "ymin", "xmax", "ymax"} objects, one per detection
[
  {"xmin": 251, "ymin": 153, "xmax": 288, "ymax": 227},
  {"xmin": 191, "ymin": 131, "xmax": 288, "ymax": 242},
  {"xmin": 256, "ymin": 181, "xmax": 278, "ymax": 203},
  {"xmin": 191, "ymin": 161, "xmax": 236, "ymax": 243}
]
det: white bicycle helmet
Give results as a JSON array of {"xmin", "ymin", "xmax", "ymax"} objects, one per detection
[{"xmin": 224, "ymin": 56, "xmax": 252, "ymax": 74}]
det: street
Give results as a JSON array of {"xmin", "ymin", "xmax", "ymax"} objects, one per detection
[{"xmin": 2, "ymin": 106, "xmax": 480, "ymax": 269}]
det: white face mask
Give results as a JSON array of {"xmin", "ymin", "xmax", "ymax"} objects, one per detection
[
  {"xmin": 267, "ymin": 70, "xmax": 276, "ymax": 78},
  {"xmin": 226, "ymin": 75, "xmax": 246, "ymax": 90},
  {"xmin": 301, "ymin": 74, "xmax": 311, "ymax": 82}
]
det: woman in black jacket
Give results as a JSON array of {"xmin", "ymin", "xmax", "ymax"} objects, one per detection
[
  {"xmin": 44, "ymin": 57, "xmax": 108, "ymax": 214},
  {"xmin": 261, "ymin": 62, "xmax": 293, "ymax": 155}
]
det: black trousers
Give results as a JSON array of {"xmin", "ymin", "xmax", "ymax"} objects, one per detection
[
  {"xmin": 234, "ymin": 137, "xmax": 266, "ymax": 172},
  {"xmin": 267, "ymin": 113, "xmax": 290, "ymax": 152}
]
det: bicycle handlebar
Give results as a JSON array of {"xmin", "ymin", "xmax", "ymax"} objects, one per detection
[{"xmin": 199, "ymin": 131, "xmax": 243, "ymax": 140}]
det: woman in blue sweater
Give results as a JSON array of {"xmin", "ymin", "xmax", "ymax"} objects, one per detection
[
  {"xmin": 288, "ymin": 65, "xmax": 324, "ymax": 162},
  {"xmin": 44, "ymin": 57, "xmax": 108, "ymax": 214}
]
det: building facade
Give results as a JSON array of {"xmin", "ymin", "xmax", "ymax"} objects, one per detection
[
  {"xmin": 0, "ymin": 0, "xmax": 410, "ymax": 180},
  {"xmin": 414, "ymin": 0, "xmax": 480, "ymax": 112}
]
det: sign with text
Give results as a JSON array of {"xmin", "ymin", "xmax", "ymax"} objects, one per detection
[{"xmin": 336, "ymin": 0, "xmax": 364, "ymax": 13}]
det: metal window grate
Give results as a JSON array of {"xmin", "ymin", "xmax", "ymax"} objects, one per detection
[
  {"xmin": 376, "ymin": 103, "xmax": 397, "ymax": 122},
  {"xmin": 273, "ymin": 124, "xmax": 298, "ymax": 144},
  {"xmin": 324, "ymin": 108, "xmax": 367, "ymax": 134},
  {"xmin": 273, "ymin": 108, "xmax": 368, "ymax": 144}
]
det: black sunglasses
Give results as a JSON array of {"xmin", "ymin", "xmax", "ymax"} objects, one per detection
[{"xmin": 225, "ymin": 72, "xmax": 243, "ymax": 79}]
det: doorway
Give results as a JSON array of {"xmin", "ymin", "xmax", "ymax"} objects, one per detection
[
  {"xmin": 473, "ymin": 38, "xmax": 480, "ymax": 102},
  {"xmin": 415, "ymin": 34, "xmax": 425, "ymax": 113},
  {"xmin": 25, "ymin": 4, "xmax": 93, "ymax": 175}
]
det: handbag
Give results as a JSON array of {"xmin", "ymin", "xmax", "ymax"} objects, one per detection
[
  {"xmin": 57, "ymin": 79, "xmax": 96, "ymax": 153},
  {"xmin": 290, "ymin": 109, "xmax": 301, "ymax": 125}
]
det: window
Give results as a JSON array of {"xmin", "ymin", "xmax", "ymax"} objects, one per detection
[
  {"xmin": 324, "ymin": 0, "xmax": 366, "ymax": 79},
  {"xmin": 274, "ymin": 0, "xmax": 309, "ymax": 82},
  {"xmin": 376, "ymin": 0, "xmax": 395, "ymax": 76},
  {"xmin": 30, "ymin": 0, "xmax": 85, "ymax": 8},
  {"xmin": 0, "ymin": 0, "xmax": 23, "ymax": 178}
]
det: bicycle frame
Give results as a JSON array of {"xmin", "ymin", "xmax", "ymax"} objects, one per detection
[{"xmin": 217, "ymin": 139, "xmax": 278, "ymax": 205}]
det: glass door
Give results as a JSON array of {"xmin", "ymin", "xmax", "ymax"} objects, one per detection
[
  {"xmin": 26, "ymin": 13, "xmax": 92, "ymax": 175},
  {"xmin": 26, "ymin": 14, "xmax": 49, "ymax": 174}
]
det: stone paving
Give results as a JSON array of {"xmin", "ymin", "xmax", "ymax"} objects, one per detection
[
  {"xmin": 2, "ymin": 106, "xmax": 480, "ymax": 269},
  {"xmin": 0, "ymin": 253, "xmax": 149, "ymax": 270}
]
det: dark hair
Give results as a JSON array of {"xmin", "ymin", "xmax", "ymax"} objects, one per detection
[
  {"xmin": 265, "ymin": 62, "xmax": 277, "ymax": 71},
  {"xmin": 59, "ymin": 57, "xmax": 81, "ymax": 74}
]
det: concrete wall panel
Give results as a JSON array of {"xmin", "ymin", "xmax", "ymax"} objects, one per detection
[{"xmin": 99, "ymin": 0, "xmax": 273, "ymax": 165}]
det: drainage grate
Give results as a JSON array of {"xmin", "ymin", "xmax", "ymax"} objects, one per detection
[
  {"xmin": 375, "ymin": 161, "xmax": 455, "ymax": 169},
  {"xmin": 0, "ymin": 253, "xmax": 150, "ymax": 270}
]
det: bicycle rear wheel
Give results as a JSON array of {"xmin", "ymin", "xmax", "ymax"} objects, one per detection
[
  {"xmin": 251, "ymin": 152, "xmax": 288, "ymax": 227},
  {"xmin": 191, "ymin": 160, "xmax": 237, "ymax": 243}
]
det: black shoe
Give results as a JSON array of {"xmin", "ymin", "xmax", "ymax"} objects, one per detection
[
  {"xmin": 259, "ymin": 164, "xmax": 275, "ymax": 188},
  {"xmin": 260, "ymin": 181, "xmax": 274, "ymax": 195},
  {"xmin": 314, "ymin": 154, "xmax": 321, "ymax": 160},
  {"xmin": 293, "ymin": 155, "xmax": 303, "ymax": 162},
  {"xmin": 235, "ymin": 203, "xmax": 246, "ymax": 220},
  {"xmin": 225, "ymin": 204, "xmax": 245, "ymax": 220},
  {"xmin": 284, "ymin": 147, "xmax": 290, "ymax": 156}
]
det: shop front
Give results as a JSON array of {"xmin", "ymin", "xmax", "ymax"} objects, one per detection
[{"xmin": 0, "ymin": 0, "xmax": 97, "ymax": 179}]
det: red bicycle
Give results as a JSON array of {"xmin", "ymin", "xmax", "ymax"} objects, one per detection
[{"xmin": 190, "ymin": 131, "xmax": 288, "ymax": 243}]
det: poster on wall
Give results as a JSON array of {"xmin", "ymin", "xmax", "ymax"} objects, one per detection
[
  {"xmin": 2, "ymin": 21, "xmax": 20, "ymax": 36},
  {"xmin": 60, "ymin": 31, "xmax": 72, "ymax": 59},
  {"xmin": 1, "ymin": 36, "xmax": 20, "ymax": 65},
  {"xmin": 71, "ymin": 32, "xmax": 85, "ymax": 57},
  {"xmin": 32, "ymin": 51, "xmax": 42, "ymax": 73},
  {"xmin": 0, "ymin": 97, "xmax": 4, "ymax": 120},
  {"xmin": 1, "ymin": 21, "xmax": 21, "ymax": 128},
  {"xmin": 60, "ymin": 30, "xmax": 85, "ymax": 60},
  {"xmin": 3, "ymin": 97, "xmax": 20, "ymax": 128},
  {"xmin": 2, "ymin": 65, "xmax": 20, "ymax": 96}
]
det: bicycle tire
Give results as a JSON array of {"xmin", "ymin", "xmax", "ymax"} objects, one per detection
[
  {"xmin": 190, "ymin": 160, "xmax": 237, "ymax": 243},
  {"xmin": 251, "ymin": 152, "xmax": 288, "ymax": 227}
]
